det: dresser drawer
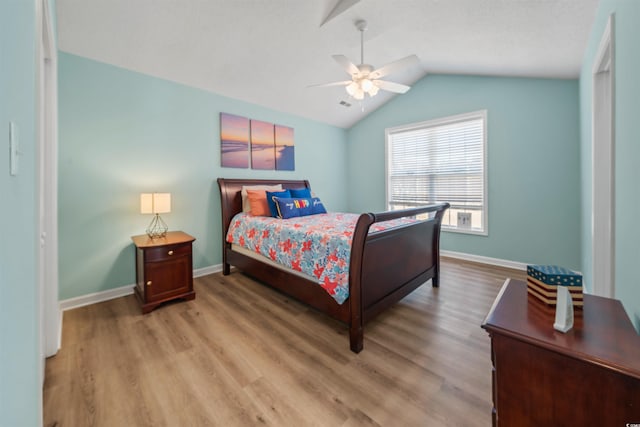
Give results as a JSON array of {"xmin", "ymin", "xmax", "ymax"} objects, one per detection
[{"xmin": 144, "ymin": 242, "xmax": 191, "ymax": 262}]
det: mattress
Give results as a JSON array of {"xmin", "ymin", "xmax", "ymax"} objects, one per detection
[{"xmin": 226, "ymin": 212, "xmax": 419, "ymax": 304}]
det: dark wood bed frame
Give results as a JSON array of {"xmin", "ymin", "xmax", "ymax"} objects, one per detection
[{"xmin": 217, "ymin": 178, "xmax": 449, "ymax": 353}]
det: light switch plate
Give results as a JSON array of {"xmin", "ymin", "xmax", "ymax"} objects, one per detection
[{"xmin": 9, "ymin": 121, "xmax": 18, "ymax": 176}]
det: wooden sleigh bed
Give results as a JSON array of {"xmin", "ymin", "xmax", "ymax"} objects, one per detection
[{"xmin": 217, "ymin": 178, "xmax": 449, "ymax": 353}]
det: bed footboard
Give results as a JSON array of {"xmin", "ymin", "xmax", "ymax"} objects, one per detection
[{"xmin": 348, "ymin": 204, "xmax": 449, "ymax": 352}]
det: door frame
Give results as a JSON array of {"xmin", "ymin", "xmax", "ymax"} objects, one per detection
[
  {"xmin": 38, "ymin": 0, "xmax": 61, "ymax": 364},
  {"xmin": 591, "ymin": 14, "xmax": 615, "ymax": 298}
]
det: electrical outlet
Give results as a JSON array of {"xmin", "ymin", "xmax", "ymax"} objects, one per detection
[{"xmin": 457, "ymin": 212, "xmax": 471, "ymax": 228}]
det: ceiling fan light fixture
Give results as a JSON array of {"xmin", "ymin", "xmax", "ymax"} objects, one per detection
[
  {"xmin": 345, "ymin": 78, "xmax": 378, "ymax": 99},
  {"xmin": 360, "ymin": 78, "xmax": 373, "ymax": 92},
  {"xmin": 367, "ymin": 85, "xmax": 380, "ymax": 97},
  {"xmin": 346, "ymin": 81, "xmax": 359, "ymax": 96}
]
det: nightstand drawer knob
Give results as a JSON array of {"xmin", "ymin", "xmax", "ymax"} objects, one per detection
[
  {"xmin": 146, "ymin": 281, "xmax": 152, "ymax": 286},
  {"xmin": 168, "ymin": 250, "xmax": 174, "ymax": 255}
]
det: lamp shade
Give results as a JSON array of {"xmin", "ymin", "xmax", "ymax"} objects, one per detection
[{"xmin": 140, "ymin": 193, "xmax": 171, "ymax": 214}]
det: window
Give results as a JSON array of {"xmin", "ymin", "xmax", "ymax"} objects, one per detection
[{"xmin": 385, "ymin": 110, "xmax": 487, "ymax": 235}]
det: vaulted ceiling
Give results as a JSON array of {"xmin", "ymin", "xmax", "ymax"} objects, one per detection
[{"xmin": 56, "ymin": 0, "xmax": 599, "ymax": 128}]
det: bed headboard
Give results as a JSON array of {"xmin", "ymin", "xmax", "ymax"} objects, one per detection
[{"xmin": 217, "ymin": 178, "xmax": 311, "ymax": 236}]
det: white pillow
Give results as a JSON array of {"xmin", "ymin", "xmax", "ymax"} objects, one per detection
[{"xmin": 241, "ymin": 184, "xmax": 283, "ymax": 213}]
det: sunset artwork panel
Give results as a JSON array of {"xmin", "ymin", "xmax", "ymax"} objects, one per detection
[
  {"xmin": 275, "ymin": 125, "xmax": 295, "ymax": 171},
  {"xmin": 220, "ymin": 113, "xmax": 249, "ymax": 168},
  {"xmin": 250, "ymin": 120, "xmax": 275, "ymax": 170}
]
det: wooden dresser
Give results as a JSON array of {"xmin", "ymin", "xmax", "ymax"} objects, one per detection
[{"xmin": 482, "ymin": 279, "xmax": 640, "ymax": 427}]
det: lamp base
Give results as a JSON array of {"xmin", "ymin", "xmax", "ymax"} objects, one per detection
[{"xmin": 146, "ymin": 214, "xmax": 168, "ymax": 239}]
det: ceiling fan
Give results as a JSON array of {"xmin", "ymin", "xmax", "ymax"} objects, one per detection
[{"xmin": 311, "ymin": 20, "xmax": 420, "ymax": 100}]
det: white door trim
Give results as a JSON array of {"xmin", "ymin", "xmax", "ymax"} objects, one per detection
[
  {"xmin": 591, "ymin": 14, "xmax": 615, "ymax": 298},
  {"xmin": 39, "ymin": 0, "xmax": 61, "ymax": 362}
]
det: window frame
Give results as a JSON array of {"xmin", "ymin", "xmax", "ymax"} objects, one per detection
[{"xmin": 384, "ymin": 110, "xmax": 488, "ymax": 236}]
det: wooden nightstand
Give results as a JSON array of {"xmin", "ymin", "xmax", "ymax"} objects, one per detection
[{"xmin": 131, "ymin": 231, "xmax": 196, "ymax": 314}]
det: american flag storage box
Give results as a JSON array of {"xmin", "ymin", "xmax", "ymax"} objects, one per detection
[{"xmin": 526, "ymin": 265, "xmax": 583, "ymax": 307}]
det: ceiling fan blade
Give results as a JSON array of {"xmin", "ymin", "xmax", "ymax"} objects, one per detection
[
  {"xmin": 332, "ymin": 55, "xmax": 360, "ymax": 76},
  {"xmin": 308, "ymin": 80, "xmax": 352, "ymax": 88},
  {"xmin": 369, "ymin": 55, "xmax": 420, "ymax": 80},
  {"xmin": 374, "ymin": 80, "xmax": 411, "ymax": 94}
]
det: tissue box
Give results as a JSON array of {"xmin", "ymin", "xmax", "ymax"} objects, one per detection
[{"xmin": 526, "ymin": 265, "xmax": 583, "ymax": 307}]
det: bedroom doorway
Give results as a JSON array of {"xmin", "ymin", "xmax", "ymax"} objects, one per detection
[{"xmin": 592, "ymin": 14, "xmax": 615, "ymax": 298}]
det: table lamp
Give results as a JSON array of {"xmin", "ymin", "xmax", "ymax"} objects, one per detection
[{"xmin": 140, "ymin": 193, "xmax": 171, "ymax": 238}]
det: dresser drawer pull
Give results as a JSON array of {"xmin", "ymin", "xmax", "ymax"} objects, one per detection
[
  {"xmin": 168, "ymin": 250, "xmax": 174, "ymax": 255},
  {"xmin": 146, "ymin": 281, "xmax": 152, "ymax": 286}
]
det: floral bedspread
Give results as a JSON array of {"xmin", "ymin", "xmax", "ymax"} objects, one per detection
[{"xmin": 226, "ymin": 212, "xmax": 417, "ymax": 304}]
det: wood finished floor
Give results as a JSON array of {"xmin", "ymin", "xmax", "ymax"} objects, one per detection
[{"xmin": 44, "ymin": 258, "xmax": 526, "ymax": 427}]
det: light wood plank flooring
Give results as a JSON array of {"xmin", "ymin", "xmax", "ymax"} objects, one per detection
[{"xmin": 44, "ymin": 258, "xmax": 526, "ymax": 427}]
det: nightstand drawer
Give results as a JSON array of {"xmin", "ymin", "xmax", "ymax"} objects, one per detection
[{"xmin": 144, "ymin": 242, "xmax": 191, "ymax": 262}]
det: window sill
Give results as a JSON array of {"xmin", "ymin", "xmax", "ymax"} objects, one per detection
[{"xmin": 442, "ymin": 227, "xmax": 488, "ymax": 237}]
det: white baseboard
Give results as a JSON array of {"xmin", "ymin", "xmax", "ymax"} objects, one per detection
[
  {"xmin": 60, "ymin": 263, "xmax": 223, "ymax": 311},
  {"xmin": 194, "ymin": 264, "xmax": 222, "ymax": 278},
  {"xmin": 441, "ymin": 250, "xmax": 528, "ymax": 271},
  {"xmin": 59, "ymin": 284, "xmax": 135, "ymax": 311},
  {"xmin": 58, "ymin": 255, "xmax": 524, "ymax": 312}
]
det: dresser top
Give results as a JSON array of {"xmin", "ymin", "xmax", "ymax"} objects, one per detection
[
  {"xmin": 482, "ymin": 279, "xmax": 640, "ymax": 380},
  {"xmin": 131, "ymin": 231, "xmax": 195, "ymax": 248}
]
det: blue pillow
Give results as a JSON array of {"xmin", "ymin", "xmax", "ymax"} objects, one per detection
[
  {"xmin": 266, "ymin": 190, "xmax": 291, "ymax": 217},
  {"xmin": 274, "ymin": 197, "xmax": 327, "ymax": 219},
  {"xmin": 289, "ymin": 187, "xmax": 312, "ymax": 199},
  {"xmin": 309, "ymin": 197, "xmax": 327, "ymax": 214}
]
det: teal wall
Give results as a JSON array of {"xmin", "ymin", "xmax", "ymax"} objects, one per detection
[
  {"xmin": 347, "ymin": 75, "xmax": 581, "ymax": 269},
  {"xmin": 0, "ymin": 0, "xmax": 41, "ymax": 426},
  {"xmin": 58, "ymin": 52, "xmax": 348, "ymax": 300},
  {"xmin": 580, "ymin": 0, "xmax": 640, "ymax": 331}
]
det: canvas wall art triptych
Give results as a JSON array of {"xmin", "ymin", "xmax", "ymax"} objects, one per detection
[{"xmin": 220, "ymin": 113, "xmax": 295, "ymax": 171}]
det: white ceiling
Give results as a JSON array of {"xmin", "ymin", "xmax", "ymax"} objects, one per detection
[{"xmin": 56, "ymin": 0, "xmax": 599, "ymax": 129}]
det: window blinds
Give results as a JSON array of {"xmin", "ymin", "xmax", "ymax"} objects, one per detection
[{"xmin": 387, "ymin": 116, "xmax": 484, "ymax": 210}]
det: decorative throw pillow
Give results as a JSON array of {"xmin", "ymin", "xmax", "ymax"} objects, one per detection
[
  {"xmin": 265, "ymin": 190, "xmax": 291, "ymax": 217},
  {"xmin": 309, "ymin": 197, "xmax": 327, "ymax": 214},
  {"xmin": 241, "ymin": 184, "xmax": 282, "ymax": 213},
  {"xmin": 274, "ymin": 197, "xmax": 327, "ymax": 219},
  {"xmin": 245, "ymin": 189, "xmax": 271, "ymax": 216},
  {"xmin": 289, "ymin": 187, "xmax": 312, "ymax": 199}
]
